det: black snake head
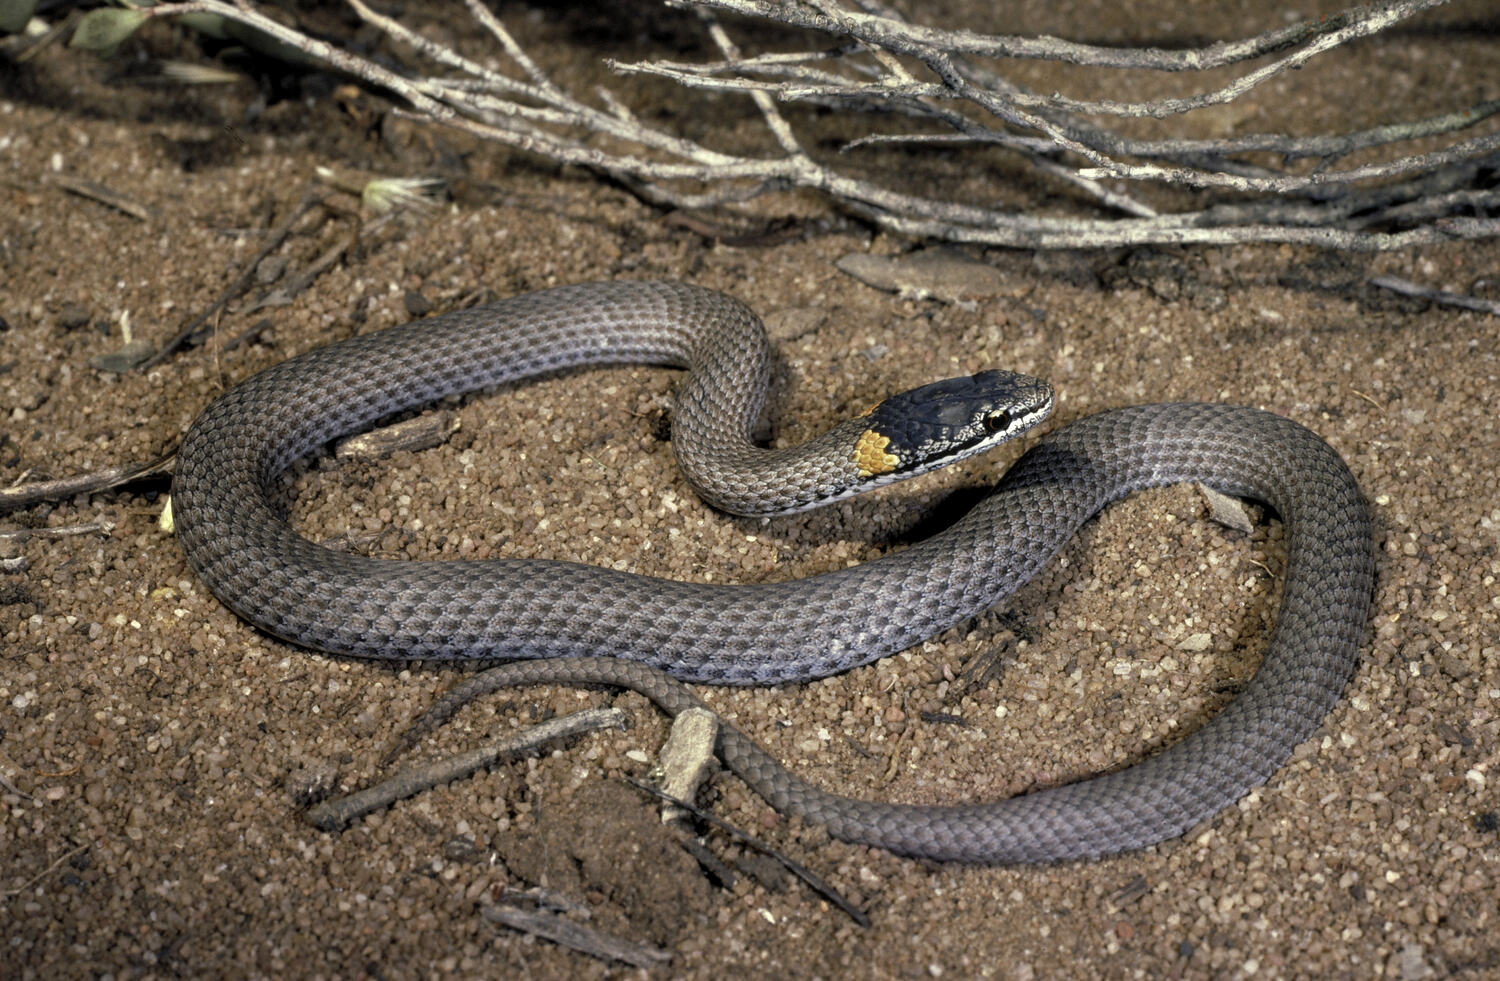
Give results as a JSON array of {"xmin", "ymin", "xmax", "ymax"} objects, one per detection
[{"xmin": 854, "ymin": 370, "xmax": 1055, "ymax": 481}]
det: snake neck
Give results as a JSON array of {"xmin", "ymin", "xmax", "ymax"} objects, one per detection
[{"xmin": 672, "ymin": 416, "xmax": 877, "ymax": 516}]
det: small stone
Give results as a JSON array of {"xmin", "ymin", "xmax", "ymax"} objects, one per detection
[
  {"xmin": 285, "ymin": 760, "xmax": 340, "ymax": 807},
  {"xmin": 1200, "ymin": 484, "xmax": 1254, "ymax": 533},
  {"xmin": 57, "ymin": 303, "xmax": 91, "ymax": 330},
  {"xmin": 655, "ymin": 706, "xmax": 718, "ymax": 824},
  {"xmin": 1397, "ymin": 943, "xmax": 1434, "ymax": 980},
  {"xmin": 442, "ymin": 835, "xmax": 485, "ymax": 864},
  {"xmin": 404, "ymin": 290, "xmax": 434, "ymax": 316},
  {"xmin": 89, "ymin": 338, "xmax": 156, "ymax": 373},
  {"xmin": 836, "ymin": 247, "xmax": 1024, "ymax": 303},
  {"xmin": 762, "ymin": 307, "xmax": 825, "ymax": 342},
  {"xmin": 255, "ymin": 255, "xmax": 288, "ymax": 285},
  {"xmin": 1437, "ymin": 651, "xmax": 1473, "ymax": 680}
]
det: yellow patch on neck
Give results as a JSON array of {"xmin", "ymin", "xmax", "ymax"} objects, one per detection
[{"xmin": 854, "ymin": 429, "xmax": 900, "ymax": 477}]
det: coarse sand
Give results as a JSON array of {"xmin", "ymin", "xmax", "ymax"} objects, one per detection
[{"xmin": 3, "ymin": 2, "xmax": 1497, "ymax": 978}]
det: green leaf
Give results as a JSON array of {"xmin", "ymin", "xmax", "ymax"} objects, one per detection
[
  {"xmin": 221, "ymin": 18, "xmax": 316, "ymax": 67},
  {"xmin": 0, "ymin": 0, "xmax": 39, "ymax": 36},
  {"xmin": 175, "ymin": 12, "xmax": 232, "ymax": 40},
  {"xmin": 70, "ymin": 7, "xmax": 147, "ymax": 53}
]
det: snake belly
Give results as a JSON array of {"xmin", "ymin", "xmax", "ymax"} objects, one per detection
[{"xmin": 172, "ymin": 280, "xmax": 1375, "ymax": 862}]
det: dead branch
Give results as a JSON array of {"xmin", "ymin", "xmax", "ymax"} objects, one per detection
[
  {"xmin": 307, "ymin": 707, "xmax": 626, "ymax": 831},
  {"xmin": 480, "ymin": 904, "xmax": 672, "ymax": 968},
  {"xmin": 109, "ymin": 0, "xmax": 1497, "ymax": 249},
  {"xmin": 0, "ymin": 455, "xmax": 174, "ymax": 514}
]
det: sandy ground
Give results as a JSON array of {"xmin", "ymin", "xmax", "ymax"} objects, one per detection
[{"xmin": 3, "ymin": 2, "xmax": 1498, "ymax": 978}]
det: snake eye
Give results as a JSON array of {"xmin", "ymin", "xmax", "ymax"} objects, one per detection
[{"xmin": 983, "ymin": 409, "xmax": 1012, "ymax": 434}]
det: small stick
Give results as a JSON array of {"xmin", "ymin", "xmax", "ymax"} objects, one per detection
[
  {"xmin": 2, "ymin": 843, "xmax": 90, "ymax": 899},
  {"xmin": 0, "ymin": 454, "xmax": 174, "ymax": 515},
  {"xmin": 217, "ymin": 318, "xmax": 275, "ymax": 355},
  {"xmin": 240, "ymin": 222, "xmax": 358, "ymax": 314},
  {"xmin": 625, "ymin": 777, "xmax": 871, "ymax": 928},
  {"xmin": 0, "ymin": 773, "xmax": 31, "ymax": 800},
  {"xmin": 51, "ymin": 175, "xmax": 155, "ymax": 221},
  {"xmin": 0, "ymin": 753, "xmax": 33, "ymax": 801},
  {"xmin": 0, "ymin": 522, "xmax": 113, "ymax": 543},
  {"xmin": 305, "ymin": 707, "xmax": 626, "ymax": 831},
  {"xmin": 140, "ymin": 189, "xmax": 326, "ymax": 370},
  {"xmin": 1368, "ymin": 275, "xmax": 1500, "ymax": 316},
  {"xmin": 480, "ymin": 904, "xmax": 671, "ymax": 968},
  {"xmin": 675, "ymin": 834, "xmax": 738, "ymax": 888},
  {"xmin": 335, "ymin": 411, "xmax": 461, "ymax": 461}
]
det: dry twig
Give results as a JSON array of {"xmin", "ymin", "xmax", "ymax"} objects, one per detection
[
  {"xmin": 307, "ymin": 707, "xmax": 626, "ymax": 830},
  {"xmin": 480, "ymin": 904, "xmax": 672, "ymax": 969},
  {"xmin": 51, "ymin": 174, "xmax": 155, "ymax": 221},
  {"xmin": 0, "ymin": 521, "xmax": 113, "ymax": 543},
  {"xmin": 139, "ymin": 189, "xmax": 326, "ymax": 369},
  {"xmin": 1368, "ymin": 275, "xmax": 1500, "ymax": 315},
  {"xmin": 626, "ymin": 776, "xmax": 871, "ymax": 928},
  {"xmin": 0, "ymin": 454, "xmax": 174, "ymax": 514},
  {"xmin": 2, "ymin": 843, "xmax": 91, "ymax": 899},
  {"xmin": 115, "ymin": 0, "xmax": 1497, "ymax": 249}
]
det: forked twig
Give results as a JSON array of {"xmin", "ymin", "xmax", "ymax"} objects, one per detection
[{"xmin": 111, "ymin": 0, "xmax": 1496, "ymax": 248}]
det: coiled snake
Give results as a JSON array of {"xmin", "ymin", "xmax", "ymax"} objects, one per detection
[{"xmin": 173, "ymin": 280, "xmax": 1374, "ymax": 862}]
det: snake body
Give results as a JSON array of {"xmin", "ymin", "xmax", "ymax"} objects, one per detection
[{"xmin": 173, "ymin": 280, "xmax": 1374, "ymax": 862}]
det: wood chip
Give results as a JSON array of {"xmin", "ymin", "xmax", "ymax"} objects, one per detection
[
  {"xmin": 335, "ymin": 411, "xmax": 461, "ymax": 460},
  {"xmin": 655, "ymin": 706, "xmax": 719, "ymax": 824},
  {"xmin": 1199, "ymin": 483, "xmax": 1254, "ymax": 533},
  {"xmin": 836, "ymin": 247, "xmax": 1026, "ymax": 303}
]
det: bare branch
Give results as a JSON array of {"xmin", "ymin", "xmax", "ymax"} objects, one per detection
[
  {"xmin": 1369, "ymin": 275, "xmax": 1500, "ymax": 315},
  {"xmin": 123, "ymin": 0, "xmax": 1493, "ymax": 249},
  {"xmin": 1, "ymin": 455, "xmax": 173, "ymax": 514},
  {"xmin": 308, "ymin": 707, "xmax": 626, "ymax": 831},
  {"xmin": 481, "ymin": 904, "xmax": 672, "ymax": 968}
]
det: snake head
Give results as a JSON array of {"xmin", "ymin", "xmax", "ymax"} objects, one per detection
[{"xmin": 854, "ymin": 370, "xmax": 1054, "ymax": 481}]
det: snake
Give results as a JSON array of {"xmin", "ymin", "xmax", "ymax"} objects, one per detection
[{"xmin": 172, "ymin": 280, "xmax": 1375, "ymax": 863}]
